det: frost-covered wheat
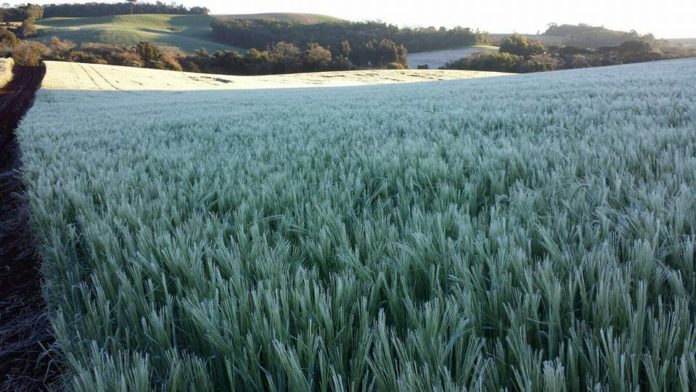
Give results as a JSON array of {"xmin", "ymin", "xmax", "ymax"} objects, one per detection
[{"xmin": 17, "ymin": 58, "xmax": 696, "ymax": 391}]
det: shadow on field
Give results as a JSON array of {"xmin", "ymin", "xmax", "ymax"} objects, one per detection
[{"xmin": 0, "ymin": 65, "xmax": 61, "ymax": 391}]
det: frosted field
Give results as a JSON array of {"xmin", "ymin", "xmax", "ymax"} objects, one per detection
[
  {"xmin": 18, "ymin": 58, "xmax": 696, "ymax": 390},
  {"xmin": 42, "ymin": 61, "xmax": 507, "ymax": 91}
]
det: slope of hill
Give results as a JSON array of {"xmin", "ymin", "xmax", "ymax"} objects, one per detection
[
  {"xmin": 490, "ymin": 33, "xmax": 565, "ymax": 46},
  {"xmin": 670, "ymin": 38, "xmax": 696, "ymax": 48},
  {"xmin": 491, "ymin": 24, "xmax": 661, "ymax": 49},
  {"xmin": 41, "ymin": 61, "xmax": 508, "ymax": 90},
  {"xmin": 33, "ymin": 14, "xmax": 240, "ymax": 53},
  {"xmin": 17, "ymin": 58, "xmax": 696, "ymax": 390},
  {"xmin": 542, "ymin": 24, "xmax": 650, "ymax": 48},
  {"xmin": 214, "ymin": 12, "xmax": 346, "ymax": 24}
]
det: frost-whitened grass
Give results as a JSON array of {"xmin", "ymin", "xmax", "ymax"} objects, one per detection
[{"xmin": 17, "ymin": 59, "xmax": 696, "ymax": 391}]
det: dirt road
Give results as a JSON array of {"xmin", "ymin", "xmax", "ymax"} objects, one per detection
[{"xmin": 0, "ymin": 65, "xmax": 60, "ymax": 391}]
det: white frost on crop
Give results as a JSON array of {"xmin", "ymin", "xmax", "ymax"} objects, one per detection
[{"xmin": 16, "ymin": 58, "xmax": 696, "ymax": 391}]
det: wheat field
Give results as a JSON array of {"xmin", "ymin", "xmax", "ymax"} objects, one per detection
[{"xmin": 18, "ymin": 58, "xmax": 696, "ymax": 390}]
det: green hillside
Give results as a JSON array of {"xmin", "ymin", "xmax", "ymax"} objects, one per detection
[
  {"xmin": 33, "ymin": 14, "xmax": 241, "ymax": 53},
  {"xmin": 215, "ymin": 12, "xmax": 347, "ymax": 24}
]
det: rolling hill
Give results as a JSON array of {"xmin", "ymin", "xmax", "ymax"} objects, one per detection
[
  {"xmin": 33, "ymin": 14, "xmax": 241, "ymax": 53},
  {"xmin": 32, "ymin": 12, "xmax": 347, "ymax": 53}
]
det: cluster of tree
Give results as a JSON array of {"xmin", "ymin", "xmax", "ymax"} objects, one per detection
[
  {"xmin": 181, "ymin": 40, "xmax": 406, "ymax": 74},
  {"xmin": 179, "ymin": 43, "xmax": 345, "ymax": 74},
  {"xmin": 12, "ymin": 37, "xmax": 407, "ymax": 73},
  {"xmin": 38, "ymin": 40, "xmax": 182, "ymax": 70},
  {"xmin": 388, "ymin": 26, "xmax": 488, "ymax": 52},
  {"xmin": 543, "ymin": 23, "xmax": 657, "ymax": 49},
  {"xmin": 0, "ymin": 27, "xmax": 47, "ymax": 65},
  {"xmin": 347, "ymin": 39, "xmax": 407, "ymax": 68},
  {"xmin": 0, "ymin": 4, "xmax": 43, "ymax": 22},
  {"xmin": 498, "ymin": 35, "xmax": 545, "ymax": 57},
  {"xmin": 200, "ymin": 38, "xmax": 406, "ymax": 71},
  {"xmin": 443, "ymin": 34, "xmax": 696, "ymax": 73},
  {"xmin": 0, "ymin": 4, "xmax": 43, "ymax": 38},
  {"xmin": 211, "ymin": 19, "xmax": 488, "ymax": 54},
  {"xmin": 41, "ymin": 2, "xmax": 209, "ymax": 18},
  {"xmin": 0, "ymin": 28, "xmax": 19, "ymax": 48}
]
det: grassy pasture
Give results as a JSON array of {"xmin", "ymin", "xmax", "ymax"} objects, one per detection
[
  {"xmin": 407, "ymin": 45, "xmax": 498, "ymax": 69},
  {"xmin": 18, "ymin": 58, "xmax": 696, "ymax": 390},
  {"xmin": 33, "ymin": 14, "xmax": 241, "ymax": 53}
]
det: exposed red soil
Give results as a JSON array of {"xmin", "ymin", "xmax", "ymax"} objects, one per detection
[{"xmin": 0, "ymin": 64, "xmax": 61, "ymax": 391}]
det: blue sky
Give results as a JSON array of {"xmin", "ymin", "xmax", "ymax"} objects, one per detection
[{"xmin": 14, "ymin": 0, "xmax": 696, "ymax": 38}]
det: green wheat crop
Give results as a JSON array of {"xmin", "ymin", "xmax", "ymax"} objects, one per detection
[{"xmin": 17, "ymin": 58, "xmax": 696, "ymax": 390}]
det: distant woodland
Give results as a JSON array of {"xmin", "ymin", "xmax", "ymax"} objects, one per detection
[
  {"xmin": 211, "ymin": 19, "xmax": 489, "ymax": 53},
  {"xmin": 1, "ymin": 2, "xmax": 207, "ymax": 21},
  {"xmin": 39, "ymin": 39, "xmax": 407, "ymax": 74},
  {"xmin": 443, "ymin": 31, "xmax": 695, "ymax": 73}
]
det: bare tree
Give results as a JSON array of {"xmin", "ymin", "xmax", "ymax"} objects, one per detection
[{"xmin": 127, "ymin": 0, "xmax": 136, "ymax": 15}]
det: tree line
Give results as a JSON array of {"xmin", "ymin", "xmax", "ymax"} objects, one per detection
[
  {"xmin": 63, "ymin": 39, "xmax": 406, "ymax": 73},
  {"xmin": 0, "ymin": 2, "xmax": 207, "ymax": 21},
  {"xmin": 179, "ymin": 39, "xmax": 407, "ymax": 74},
  {"xmin": 1, "ymin": 34, "xmax": 409, "ymax": 73},
  {"xmin": 0, "ymin": 4, "xmax": 43, "ymax": 22},
  {"xmin": 0, "ymin": 4, "xmax": 43, "ymax": 39},
  {"xmin": 443, "ymin": 34, "xmax": 696, "ymax": 73},
  {"xmin": 41, "ymin": 2, "xmax": 209, "ymax": 18},
  {"xmin": 211, "ymin": 19, "xmax": 489, "ymax": 54}
]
